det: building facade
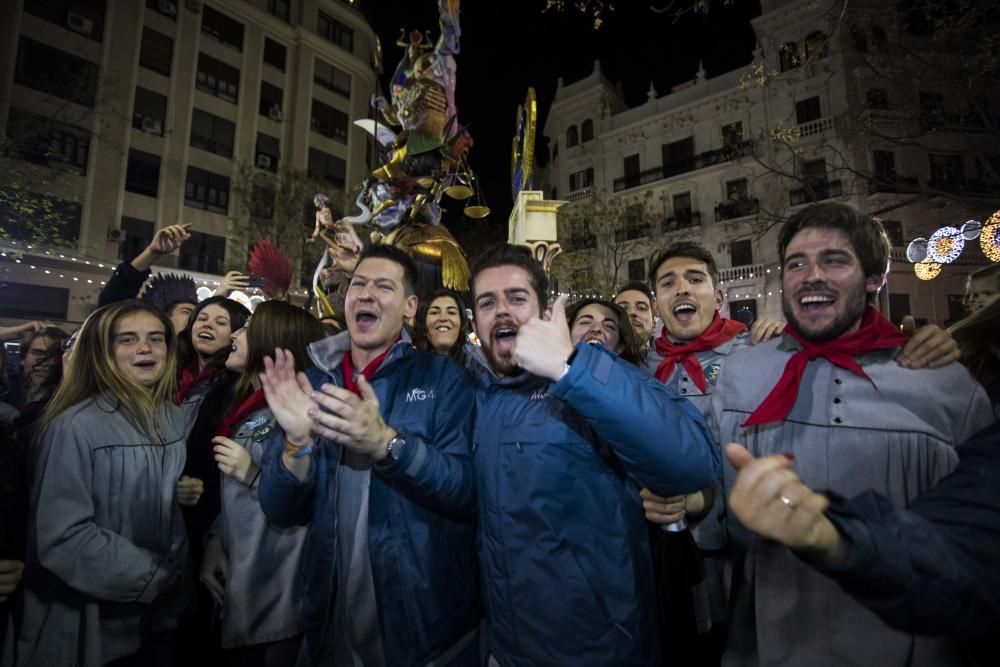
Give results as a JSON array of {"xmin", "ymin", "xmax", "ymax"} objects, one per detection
[
  {"xmin": 0, "ymin": 0, "xmax": 378, "ymax": 325},
  {"xmin": 542, "ymin": 0, "xmax": 999, "ymax": 326}
]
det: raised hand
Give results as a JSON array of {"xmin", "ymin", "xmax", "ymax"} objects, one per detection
[
  {"xmin": 259, "ymin": 348, "xmax": 317, "ymax": 447},
  {"xmin": 897, "ymin": 317, "xmax": 959, "ymax": 369},
  {"xmin": 213, "ymin": 436, "xmax": 256, "ymax": 484},
  {"xmin": 148, "ymin": 223, "xmax": 192, "ymax": 256},
  {"xmin": 307, "ymin": 375, "xmax": 394, "ymax": 460},
  {"xmin": 511, "ymin": 294, "xmax": 575, "ymax": 381},
  {"xmin": 725, "ymin": 444, "xmax": 845, "ymax": 564},
  {"xmin": 215, "ymin": 271, "xmax": 250, "ymax": 297},
  {"xmin": 176, "ymin": 475, "xmax": 204, "ymax": 506}
]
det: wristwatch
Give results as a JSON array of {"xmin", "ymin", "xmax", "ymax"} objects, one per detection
[{"xmin": 376, "ymin": 433, "xmax": 406, "ymax": 465}]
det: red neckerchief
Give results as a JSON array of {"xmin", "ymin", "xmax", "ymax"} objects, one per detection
[
  {"xmin": 340, "ymin": 337, "xmax": 400, "ymax": 396},
  {"xmin": 217, "ymin": 389, "xmax": 268, "ymax": 438},
  {"xmin": 175, "ymin": 361, "xmax": 215, "ymax": 405},
  {"xmin": 654, "ymin": 313, "xmax": 747, "ymax": 391},
  {"xmin": 741, "ymin": 306, "xmax": 907, "ymax": 427}
]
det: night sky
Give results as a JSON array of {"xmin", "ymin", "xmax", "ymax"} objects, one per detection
[{"xmin": 361, "ymin": 0, "xmax": 762, "ymax": 255}]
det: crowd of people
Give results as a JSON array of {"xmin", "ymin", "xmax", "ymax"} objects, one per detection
[{"xmin": 0, "ymin": 202, "xmax": 998, "ymax": 666}]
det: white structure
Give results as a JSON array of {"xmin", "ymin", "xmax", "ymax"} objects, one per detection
[
  {"xmin": 541, "ymin": 0, "xmax": 998, "ymax": 326},
  {"xmin": 0, "ymin": 0, "xmax": 377, "ymax": 325}
]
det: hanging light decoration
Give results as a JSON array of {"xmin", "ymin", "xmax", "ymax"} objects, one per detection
[
  {"xmin": 905, "ymin": 237, "xmax": 928, "ymax": 263},
  {"xmin": 914, "ymin": 262, "xmax": 942, "ymax": 280},
  {"xmin": 926, "ymin": 226, "xmax": 964, "ymax": 263},
  {"xmin": 960, "ymin": 219, "xmax": 982, "ymax": 240},
  {"xmin": 982, "ymin": 211, "xmax": 1000, "ymax": 262}
]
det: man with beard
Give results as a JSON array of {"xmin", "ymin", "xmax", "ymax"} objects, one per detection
[
  {"xmin": 257, "ymin": 244, "xmax": 480, "ymax": 666},
  {"xmin": 614, "ymin": 281, "xmax": 657, "ymax": 353},
  {"xmin": 466, "ymin": 243, "xmax": 717, "ymax": 667},
  {"xmin": 707, "ymin": 202, "xmax": 993, "ymax": 666}
]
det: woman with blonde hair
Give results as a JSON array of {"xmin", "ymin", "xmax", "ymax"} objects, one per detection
[
  {"xmin": 201, "ymin": 301, "xmax": 326, "ymax": 665},
  {"xmin": 11, "ymin": 300, "xmax": 194, "ymax": 666}
]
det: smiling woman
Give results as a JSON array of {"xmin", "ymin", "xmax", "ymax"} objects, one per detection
[{"xmin": 414, "ymin": 288, "xmax": 471, "ymax": 364}]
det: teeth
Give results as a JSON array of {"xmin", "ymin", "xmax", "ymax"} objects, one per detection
[
  {"xmin": 801, "ymin": 295, "xmax": 833, "ymax": 304},
  {"xmin": 673, "ymin": 304, "xmax": 696, "ymax": 314}
]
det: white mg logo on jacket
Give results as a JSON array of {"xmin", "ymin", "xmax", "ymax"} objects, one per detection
[{"xmin": 406, "ymin": 388, "xmax": 436, "ymax": 402}]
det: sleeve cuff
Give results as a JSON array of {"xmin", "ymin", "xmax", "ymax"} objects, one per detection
[{"xmin": 136, "ymin": 551, "xmax": 179, "ymax": 604}]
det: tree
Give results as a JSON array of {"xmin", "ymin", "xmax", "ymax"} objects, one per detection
[{"xmin": 551, "ymin": 188, "xmax": 657, "ymax": 295}]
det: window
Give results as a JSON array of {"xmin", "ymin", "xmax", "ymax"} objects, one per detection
[
  {"xmin": 260, "ymin": 81, "xmax": 284, "ymax": 119},
  {"xmin": 569, "ymin": 168, "xmax": 593, "ymax": 192},
  {"xmin": 190, "ymin": 109, "xmax": 235, "ymax": 157},
  {"xmin": 263, "ymin": 38, "xmax": 286, "ymax": 72},
  {"xmin": 866, "ymin": 88, "xmax": 888, "ymax": 110},
  {"xmin": 628, "ymin": 258, "xmax": 645, "ymax": 282},
  {"xmin": 146, "ymin": 0, "xmax": 177, "ymax": 20},
  {"xmin": 801, "ymin": 158, "xmax": 827, "ymax": 185},
  {"xmin": 125, "ymin": 149, "xmax": 161, "ymax": 197},
  {"xmin": 871, "ymin": 25, "xmax": 888, "ymax": 52},
  {"xmin": 314, "ymin": 58, "xmax": 351, "ymax": 97},
  {"xmin": 185, "ymin": 166, "xmax": 230, "ymax": 214},
  {"xmin": 255, "ymin": 133, "xmax": 280, "ymax": 172},
  {"xmin": 139, "ymin": 28, "xmax": 173, "ymax": 77},
  {"xmin": 722, "ymin": 121, "xmax": 743, "ymax": 146},
  {"xmin": 6, "ymin": 109, "xmax": 90, "ymax": 174},
  {"xmin": 928, "ymin": 154, "xmax": 965, "ymax": 188},
  {"xmin": 664, "ymin": 136, "xmax": 694, "ymax": 167},
  {"xmin": 566, "ymin": 125, "xmax": 579, "ymax": 148},
  {"xmin": 730, "ymin": 239, "xmax": 753, "ymax": 267},
  {"xmin": 874, "ymin": 150, "xmax": 896, "ymax": 182},
  {"xmin": 311, "ymin": 100, "xmax": 348, "ymax": 144},
  {"xmin": 119, "ymin": 217, "xmax": 154, "ymax": 261},
  {"xmin": 179, "ymin": 230, "xmax": 226, "ymax": 274},
  {"xmin": 795, "ymin": 96, "xmax": 822, "ymax": 125},
  {"xmin": 318, "ymin": 11, "xmax": 353, "ymax": 52},
  {"xmin": 25, "ymin": 0, "xmax": 107, "ymax": 42},
  {"xmin": 15, "ymin": 38, "xmax": 99, "ymax": 107},
  {"xmin": 881, "ymin": 219, "xmax": 904, "ymax": 247},
  {"xmin": 308, "ymin": 148, "xmax": 346, "ymax": 187},
  {"xmin": 0, "ymin": 192, "xmax": 81, "ymax": 243},
  {"xmin": 726, "ymin": 178, "xmax": 749, "ymax": 201},
  {"xmin": 673, "ymin": 191, "xmax": 692, "ymax": 224},
  {"xmin": 196, "ymin": 53, "xmax": 239, "ymax": 103},
  {"xmin": 729, "ymin": 299, "xmax": 757, "ymax": 327},
  {"xmin": 919, "ymin": 91, "xmax": 945, "ymax": 129},
  {"xmin": 581, "ymin": 119, "xmax": 594, "ymax": 143},
  {"xmin": 779, "ymin": 42, "xmax": 800, "ymax": 72},
  {"xmin": 624, "ymin": 154, "xmax": 640, "ymax": 180},
  {"xmin": 804, "ymin": 32, "xmax": 827, "ymax": 61},
  {"xmin": 888, "ymin": 293, "xmax": 911, "ymax": 324},
  {"xmin": 849, "ymin": 24, "xmax": 867, "ymax": 52},
  {"xmin": 250, "ymin": 185, "xmax": 275, "ymax": 219},
  {"xmin": 0, "ymin": 282, "xmax": 69, "ymax": 320},
  {"xmin": 202, "ymin": 5, "xmax": 244, "ymax": 51},
  {"xmin": 133, "ymin": 87, "xmax": 167, "ymax": 135},
  {"xmin": 267, "ymin": 0, "xmax": 289, "ymax": 22}
]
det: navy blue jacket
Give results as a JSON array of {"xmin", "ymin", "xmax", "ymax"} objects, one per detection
[
  {"xmin": 820, "ymin": 420, "xmax": 1000, "ymax": 640},
  {"xmin": 470, "ymin": 342, "xmax": 718, "ymax": 666},
  {"xmin": 258, "ymin": 335, "xmax": 480, "ymax": 666}
]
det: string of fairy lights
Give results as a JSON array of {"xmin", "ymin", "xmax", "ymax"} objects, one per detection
[{"xmin": 906, "ymin": 210, "xmax": 1000, "ymax": 280}]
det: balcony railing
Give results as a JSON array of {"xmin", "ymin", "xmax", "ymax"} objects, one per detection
[
  {"xmin": 790, "ymin": 179, "xmax": 843, "ymax": 206},
  {"xmin": 715, "ymin": 198, "xmax": 760, "ymax": 222},
  {"xmin": 718, "ymin": 262, "xmax": 767, "ymax": 283},
  {"xmin": 661, "ymin": 210, "xmax": 702, "ymax": 233},
  {"xmin": 859, "ymin": 109, "xmax": 909, "ymax": 128},
  {"xmin": 796, "ymin": 116, "xmax": 835, "ymax": 138},
  {"xmin": 566, "ymin": 186, "xmax": 593, "ymax": 202},
  {"xmin": 869, "ymin": 175, "xmax": 920, "ymax": 194},
  {"xmin": 613, "ymin": 140, "xmax": 754, "ymax": 192}
]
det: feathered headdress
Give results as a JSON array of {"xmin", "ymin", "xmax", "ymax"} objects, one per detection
[
  {"xmin": 248, "ymin": 240, "xmax": 293, "ymax": 300},
  {"xmin": 142, "ymin": 273, "xmax": 198, "ymax": 312}
]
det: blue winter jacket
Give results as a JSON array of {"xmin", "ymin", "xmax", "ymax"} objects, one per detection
[
  {"xmin": 258, "ymin": 334, "xmax": 481, "ymax": 666},
  {"xmin": 470, "ymin": 341, "xmax": 718, "ymax": 666}
]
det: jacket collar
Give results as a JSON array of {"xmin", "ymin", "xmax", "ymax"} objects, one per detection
[{"xmin": 308, "ymin": 327, "xmax": 413, "ymax": 376}]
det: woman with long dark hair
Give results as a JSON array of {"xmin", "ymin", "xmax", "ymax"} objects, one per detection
[
  {"xmin": 11, "ymin": 301, "xmax": 191, "ymax": 666},
  {"xmin": 200, "ymin": 301, "xmax": 326, "ymax": 666},
  {"xmin": 413, "ymin": 288, "xmax": 471, "ymax": 364}
]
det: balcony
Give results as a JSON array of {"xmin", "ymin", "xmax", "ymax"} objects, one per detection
[
  {"xmin": 566, "ymin": 186, "xmax": 593, "ymax": 202},
  {"xmin": 869, "ymin": 175, "xmax": 920, "ymax": 194},
  {"xmin": 715, "ymin": 198, "xmax": 760, "ymax": 222},
  {"xmin": 614, "ymin": 224, "xmax": 652, "ymax": 243},
  {"xmin": 796, "ymin": 116, "xmax": 835, "ymax": 138},
  {"xmin": 661, "ymin": 210, "xmax": 702, "ymax": 233},
  {"xmin": 718, "ymin": 262, "xmax": 767, "ymax": 283},
  {"xmin": 613, "ymin": 140, "xmax": 754, "ymax": 192},
  {"xmin": 790, "ymin": 179, "xmax": 843, "ymax": 206},
  {"xmin": 859, "ymin": 109, "xmax": 909, "ymax": 128}
]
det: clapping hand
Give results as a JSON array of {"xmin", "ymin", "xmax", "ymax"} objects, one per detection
[
  {"xmin": 259, "ymin": 348, "xmax": 317, "ymax": 448},
  {"xmin": 307, "ymin": 376, "xmax": 394, "ymax": 461},
  {"xmin": 511, "ymin": 294, "xmax": 575, "ymax": 381}
]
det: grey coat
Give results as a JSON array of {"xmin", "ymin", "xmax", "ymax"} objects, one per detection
[
  {"xmin": 710, "ymin": 335, "xmax": 994, "ymax": 667},
  {"xmin": 12, "ymin": 395, "xmax": 189, "ymax": 667},
  {"xmin": 217, "ymin": 406, "xmax": 306, "ymax": 649}
]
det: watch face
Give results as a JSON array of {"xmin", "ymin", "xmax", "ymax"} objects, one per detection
[{"xmin": 389, "ymin": 436, "xmax": 405, "ymax": 460}]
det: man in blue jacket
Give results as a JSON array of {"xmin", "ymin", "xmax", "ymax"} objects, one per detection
[
  {"xmin": 468, "ymin": 243, "xmax": 718, "ymax": 666},
  {"xmin": 258, "ymin": 245, "xmax": 480, "ymax": 666}
]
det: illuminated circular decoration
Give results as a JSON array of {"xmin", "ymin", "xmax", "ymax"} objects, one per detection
[
  {"xmin": 914, "ymin": 262, "xmax": 942, "ymax": 280},
  {"xmin": 960, "ymin": 219, "xmax": 982, "ymax": 240},
  {"xmin": 981, "ymin": 212, "xmax": 1000, "ymax": 262},
  {"xmin": 926, "ymin": 226, "xmax": 964, "ymax": 264},
  {"xmin": 228, "ymin": 290, "xmax": 251, "ymax": 310},
  {"xmin": 905, "ymin": 237, "xmax": 928, "ymax": 263},
  {"xmin": 249, "ymin": 295, "xmax": 267, "ymax": 312},
  {"xmin": 196, "ymin": 286, "xmax": 214, "ymax": 302}
]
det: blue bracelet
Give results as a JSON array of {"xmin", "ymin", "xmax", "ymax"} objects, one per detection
[{"xmin": 291, "ymin": 444, "xmax": 315, "ymax": 458}]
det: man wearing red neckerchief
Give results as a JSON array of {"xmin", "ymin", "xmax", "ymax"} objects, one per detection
[{"xmin": 708, "ymin": 202, "xmax": 993, "ymax": 666}]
